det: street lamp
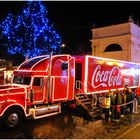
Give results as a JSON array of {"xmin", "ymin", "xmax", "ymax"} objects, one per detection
[
  {"xmin": 61, "ymin": 43, "xmax": 74, "ymax": 55},
  {"xmin": 61, "ymin": 43, "xmax": 65, "ymax": 48}
]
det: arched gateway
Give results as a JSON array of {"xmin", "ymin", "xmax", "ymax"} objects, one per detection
[{"xmin": 91, "ymin": 21, "xmax": 140, "ymax": 63}]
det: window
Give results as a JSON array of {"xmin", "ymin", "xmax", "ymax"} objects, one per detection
[
  {"xmin": 33, "ymin": 77, "xmax": 44, "ymax": 86},
  {"xmin": 61, "ymin": 62, "xmax": 68, "ymax": 70},
  {"xmin": 104, "ymin": 44, "xmax": 122, "ymax": 52},
  {"xmin": 13, "ymin": 76, "xmax": 31, "ymax": 85}
]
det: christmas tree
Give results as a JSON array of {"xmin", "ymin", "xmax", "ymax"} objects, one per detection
[{"xmin": 0, "ymin": 1, "xmax": 62, "ymax": 59}]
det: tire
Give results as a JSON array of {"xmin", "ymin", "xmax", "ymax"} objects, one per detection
[{"xmin": 2, "ymin": 108, "xmax": 23, "ymax": 129}]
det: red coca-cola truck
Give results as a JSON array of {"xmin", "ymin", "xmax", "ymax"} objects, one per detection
[{"xmin": 0, "ymin": 54, "xmax": 139, "ymax": 129}]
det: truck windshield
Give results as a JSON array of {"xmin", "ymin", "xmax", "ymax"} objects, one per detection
[{"xmin": 13, "ymin": 76, "xmax": 31, "ymax": 85}]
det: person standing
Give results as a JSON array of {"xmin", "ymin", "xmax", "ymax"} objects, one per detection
[
  {"xmin": 132, "ymin": 88, "xmax": 138, "ymax": 113},
  {"xmin": 114, "ymin": 89, "xmax": 122, "ymax": 121},
  {"xmin": 120, "ymin": 90, "xmax": 126, "ymax": 117},
  {"xmin": 104, "ymin": 91, "xmax": 111, "ymax": 122},
  {"xmin": 110, "ymin": 91, "xmax": 116, "ymax": 120},
  {"xmin": 126, "ymin": 88, "xmax": 133, "ymax": 114}
]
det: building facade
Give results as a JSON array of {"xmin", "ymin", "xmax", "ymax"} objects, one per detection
[{"xmin": 91, "ymin": 21, "xmax": 140, "ymax": 63}]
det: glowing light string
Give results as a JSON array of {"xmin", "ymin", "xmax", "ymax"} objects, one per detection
[{"xmin": 0, "ymin": 1, "xmax": 62, "ymax": 58}]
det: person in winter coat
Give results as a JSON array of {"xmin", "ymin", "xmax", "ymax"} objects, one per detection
[
  {"xmin": 120, "ymin": 90, "xmax": 127, "ymax": 116},
  {"xmin": 114, "ymin": 89, "xmax": 122, "ymax": 121},
  {"xmin": 126, "ymin": 88, "xmax": 133, "ymax": 114},
  {"xmin": 132, "ymin": 88, "xmax": 138, "ymax": 113},
  {"xmin": 104, "ymin": 91, "xmax": 111, "ymax": 122},
  {"xmin": 110, "ymin": 91, "xmax": 116, "ymax": 120}
]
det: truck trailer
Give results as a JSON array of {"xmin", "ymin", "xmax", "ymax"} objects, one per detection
[{"xmin": 0, "ymin": 54, "xmax": 139, "ymax": 129}]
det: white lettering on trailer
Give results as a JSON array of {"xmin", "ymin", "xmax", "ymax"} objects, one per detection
[{"xmin": 91, "ymin": 65, "xmax": 122, "ymax": 88}]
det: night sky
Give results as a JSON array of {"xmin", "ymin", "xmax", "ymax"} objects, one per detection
[{"xmin": 0, "ymin": 1, "xmax": 140, "ymax": 57}]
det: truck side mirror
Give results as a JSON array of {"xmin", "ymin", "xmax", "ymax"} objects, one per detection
[{"xmin": 61, "ymin": 62, "xmax": 68, "ymax": 70}]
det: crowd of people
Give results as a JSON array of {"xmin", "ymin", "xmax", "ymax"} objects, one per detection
[{"xmin": 103, "ymin": 85, "xmax": 138, "ymax": 122}]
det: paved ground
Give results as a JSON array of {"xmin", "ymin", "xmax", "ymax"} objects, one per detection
[
  {"xmin": 117, "ymin": 122, "xmax": 140, "ymax": 139},
  {"xmin": 115, "ymin": 108, "xmax": 140, "ymax": 139},
  {"xmin": 0, "ymin": 106, "xmax": 140, "ymax": 139}
]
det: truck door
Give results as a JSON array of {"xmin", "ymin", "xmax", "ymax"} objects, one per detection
[
  {"xmin": 32, "ymin": 77, "xmax": 44, "ymax": 103},
  {"xmin": 51, "ymin": 58, "xmax": 69, "ymax": 101},
  {"xmin": 51, "ymin": 56, "xmax": 75, "ymax": 101}
]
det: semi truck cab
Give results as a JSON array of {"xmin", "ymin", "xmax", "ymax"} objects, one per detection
[{"xmin": 0, "ymin": 54, "xmax": 75, "ymax": 129}]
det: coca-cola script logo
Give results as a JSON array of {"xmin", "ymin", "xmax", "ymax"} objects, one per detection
[{"xmin": 91, "ymin": 65, "xmax": 122, "ymax": 88}]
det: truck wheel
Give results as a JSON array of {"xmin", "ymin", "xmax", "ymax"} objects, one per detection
[{"xmin": 2, "ymin": 108, "xmax": 23, "ymax": 129}]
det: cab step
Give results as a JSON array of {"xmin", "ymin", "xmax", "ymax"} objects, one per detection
[{"xmin": 28, "ymin": 104, "xmax": 61, "ymax": 119}]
